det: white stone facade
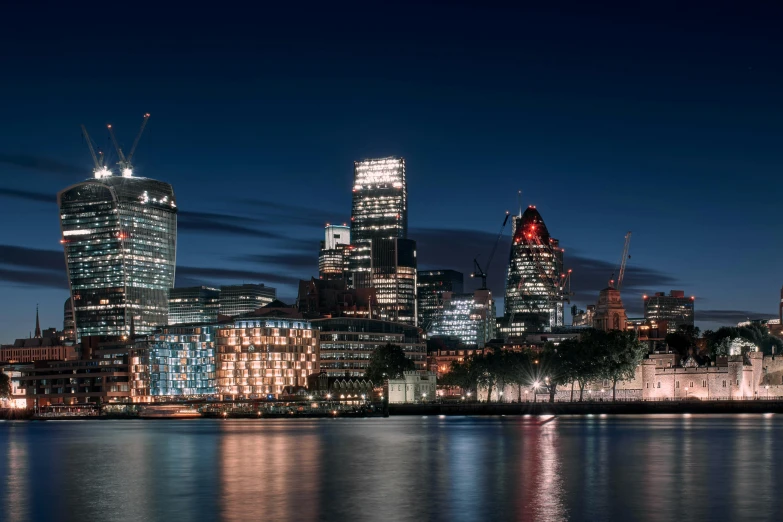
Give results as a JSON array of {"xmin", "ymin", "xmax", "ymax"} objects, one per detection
[
  {"xmin": 388, "ymin": 371, "xmax": 437, "ymax": 403},
  {"xmin": 480, "ymin": 352, "xmax": 783, "ymax": 402}
]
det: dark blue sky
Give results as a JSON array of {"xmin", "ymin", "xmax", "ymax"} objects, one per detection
[{"xmin": 1, "ymin": 2, "xmax": 782, "ymax": 342}]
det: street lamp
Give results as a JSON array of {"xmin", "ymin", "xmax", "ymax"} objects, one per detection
[
  {"xmin": 766, "ymin": 385, "xmax": 770, "ymax": 399},
  {"xmin": 422, "ymin": 392, "xmax": 427, "ymax": 402},
  {"xmin": 326, "ymin": 394, "xmax": 332, "ymax": 400},
  {"xmin": 685, "ymin": 387, "xmax": 689, "ymax": 399}
]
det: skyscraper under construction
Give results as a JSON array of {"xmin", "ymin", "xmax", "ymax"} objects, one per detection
[
  {"xmin": 504, "ymin": 205, "xmax": 564, "ymax": 331},
  {"xmin": 59, "ymin": 115, "xmax": 177, "ymax": 339}
]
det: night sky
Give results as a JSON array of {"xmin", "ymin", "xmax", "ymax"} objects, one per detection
[{"xmin": 1, "ymin": 2, "xmax": 782, "ymax": 343}]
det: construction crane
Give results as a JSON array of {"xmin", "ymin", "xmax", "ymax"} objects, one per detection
[
  {"xmin": 471, "ymin": 211, "xmax": 510, "ymax": 290},
  {"xmin": 81, "ymin": 125, "xmax": 111, "ymax": 178},
  {"xmin": 107, "ymin": 113, "xmax": 151, "ymax": 177},
  {"xmin": 616, "ymin": 231, "xmax": 632, "ymax": 291}
]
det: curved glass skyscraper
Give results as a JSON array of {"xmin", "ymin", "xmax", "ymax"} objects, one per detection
[
  {"xmin": 504, "ymin": 206, "xmax": 564, "ymax": 330},
  {"xmin": 58, "ymin": 176, "xmax": 177, "ymax": 339}
]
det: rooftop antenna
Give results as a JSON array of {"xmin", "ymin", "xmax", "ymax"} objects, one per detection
[{"xmin": 517, "ymin": 189, "xmax": 523, "ymax": 217}]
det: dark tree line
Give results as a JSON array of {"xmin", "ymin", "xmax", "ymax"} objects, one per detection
[{"xmin": 440, "ymin": 330, "xmax": 646, "ymax": 402}]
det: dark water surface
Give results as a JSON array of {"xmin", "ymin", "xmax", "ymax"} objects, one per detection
[{"xmin": 2, "ymin": 415, "xmax": 782, "ymax": 521}]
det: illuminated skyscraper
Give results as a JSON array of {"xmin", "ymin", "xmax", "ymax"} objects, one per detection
[
  {"xmin": 319, "ymin": 224, "xmax": 350, "ymax": 280},
  {"xmin": 348, "ymin": 157, "xmax": 416, "ymax": 324},
  {"xmin": 504, "ymin": 206, "xmax": 564, "ymax": 331},
  {"xmin": 349, "ymin": 157, "xmax": 407, "ymax": 289},
  {"xmin": 58, "ymin": 176, "xmax": 177, "ymax": 339}
]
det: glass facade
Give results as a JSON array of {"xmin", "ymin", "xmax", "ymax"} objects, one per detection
[
  {"xmin": 644, "ymin": 291, "xmax": 695, "ymax": 333},
  {"xmin": 370, "ymin": 238, "xmax": 417, "ymax": 325},
  {"xmin": 349, "ymin": 157, "xmax": 407, "ymax": 290},
  {"xmin": 63, "ymin": 297, "xmax": 75, "ymax": 341},
  {"xmin": 58, "ymin": 176, "xmax": 177, "ymax": 339},
  {"xmin": 314, "ymin": 318, "xmax": 426, "ymax": 377},
  {"xmin": 169, "ymin": 286, "xmax": 220, "ymax": 325},
  {"xmin": 131, "ymin": 326, "xmax": 217, "ymax": 397},
  {"xmin": 216, "ymin": 318, "xmax": 318, "ymax": 398},
  {"xmin": 504, "ymin": 206, "xmax": 564, "ymax": 330},
  {"xmin": 431, "ymin": 290, "xmax": 496, "ymax": 347},
  {"xmin": 219, "ymin": 284, "xmax": 276, "ymax": 317},
  {"xmin": 417, "ymin": 270, "xmax": 464, "ymax": 331}
]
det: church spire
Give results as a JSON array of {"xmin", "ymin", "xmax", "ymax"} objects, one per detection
[{"xmin": 34, "ymin": 304, "xmax": 42, "ymax": 339}]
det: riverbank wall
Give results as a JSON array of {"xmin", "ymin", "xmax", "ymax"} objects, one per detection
[{"xmin": 388, "ymin": 400, "xmax": 783, "ymax": 416}]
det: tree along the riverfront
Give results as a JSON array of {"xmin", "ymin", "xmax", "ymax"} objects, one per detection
[
  {"xmin": 704, "ymin": 324, "xmax": 783, "ymax": 356},
  {"xmin": 0, "ymin": 371, "xmax": 10, "ymax": 400},
  {"xmin": 365, "ymin": 343, "xmax": 416, "ymax": 383},
  {"xmin": 441, "ymin": 329, "xmax": 647, "ymax": 402}
]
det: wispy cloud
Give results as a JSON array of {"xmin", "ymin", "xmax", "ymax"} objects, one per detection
[
  {"xmin": 176, "ymin": 266, "xmax": 302, "ymax": 287},
  {"xmin": 0, "ymin": 245, "xmax": 67, "ymax": 289},
  {"xmin": 697, "ymin": 309, "xmax": 776, "ymax": 324},
  {"xmin": 0, "ymin": 187, "xmax": 55, "ymax": 204},
  {"xmin": 234, "ymin": 252, "xmax": 317, "ymax": 271},
  {"xmin": 239, "ymin": 198, "xmax": 344, "ymax": 228},
  {"xmin": 0, "ymin": 154, "xmax": 84, "ymax": 176},
  {"xmin": 177, "ymin": 212, "xmax": 287, "ymax": 239}
]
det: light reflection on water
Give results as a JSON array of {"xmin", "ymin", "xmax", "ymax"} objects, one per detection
[{"xmin": 1, "ymin": 415, "xmax": 783, "ymax": 521}]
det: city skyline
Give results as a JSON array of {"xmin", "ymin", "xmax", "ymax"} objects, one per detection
[{"xmin": 2, "ymin": 3, "xmax": 782, "ymax": 341}]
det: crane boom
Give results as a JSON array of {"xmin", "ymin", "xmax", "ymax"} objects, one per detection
[
  {"xmin": 107, "ymin": 124, "xmax": 127, "ymax": 165},
  {"xmin": 616, "ymin": 231, "xmax": 632, "ymax": 291},
  {"xmin": 471, "ymin": 211, "xmax": 510, "ymax": 290},
  {"xmin": 81, "ymin": 125, "xmax": 100, "ymax": 169},
  {"xmin": 126, "ymin": 113, "xmax": 150, "ymax": 163}
]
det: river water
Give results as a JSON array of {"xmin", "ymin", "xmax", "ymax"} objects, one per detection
[{"xmin": 1, "ymin": 415, "xmax": 782, "ymax": 521}]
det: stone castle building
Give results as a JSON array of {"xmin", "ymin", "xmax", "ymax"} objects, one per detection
[{"xmin": 484, "ymin": 350, "xmax": 783, "ymax": 402}]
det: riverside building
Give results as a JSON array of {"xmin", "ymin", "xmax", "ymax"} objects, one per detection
[
  {"xmin": 313, "ymin": 317, "xmax": 426, "ymax": 377},
  {"xmin": 216, "ymin": 318, "xmax": 318, "ymax": 398},
  {"xmin": 58, "ymin": 175, "xmax": 177, "ymax": 339},
  {"xmin": 130, "ymin": 325, "xmax": 216, "ymax": 399}
]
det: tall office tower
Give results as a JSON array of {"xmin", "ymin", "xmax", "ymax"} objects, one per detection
[
  {"xmin": 431, "ymin": 289, "xmax": 496, "ymax": 347},
  {"xmin": 370, "ymin": 238, "xmax": 418, "ymax": 325},
  {"xmin": 219, "ymin": 284, "xmax": 277, "ymax": 317},
  {"xmin": 643, "ymin": 290, "xmax": 695, "ymax": 333},
  {"xmin": 169, "ymin": 286, "xmax": 221, "ymax": 325},
  {"xmin": 417, "ymin": 270, "xmax": 464, "ymax": 331},
  {"xmin": 504, "ymin": 206, "xmax": 564, "ymax": 331},
  {"xmin": 58, "ymin": 176, "xmax": 177, "ymax": 339},
  {"xmin": 319, "ymin": 224, "xmax": 351, "ymax": 280},
  {"xmin": 63, "ymin": 297, "xmax": 75, "ymax": 341},
  {"xmin": 349, "ymin": 157, "xmax": 407, "ymax": 289}
]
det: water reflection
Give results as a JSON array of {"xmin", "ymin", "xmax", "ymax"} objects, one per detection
[{"xmin": 1, "ymin": 415, "xmax": 783, "ymax": 521}]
